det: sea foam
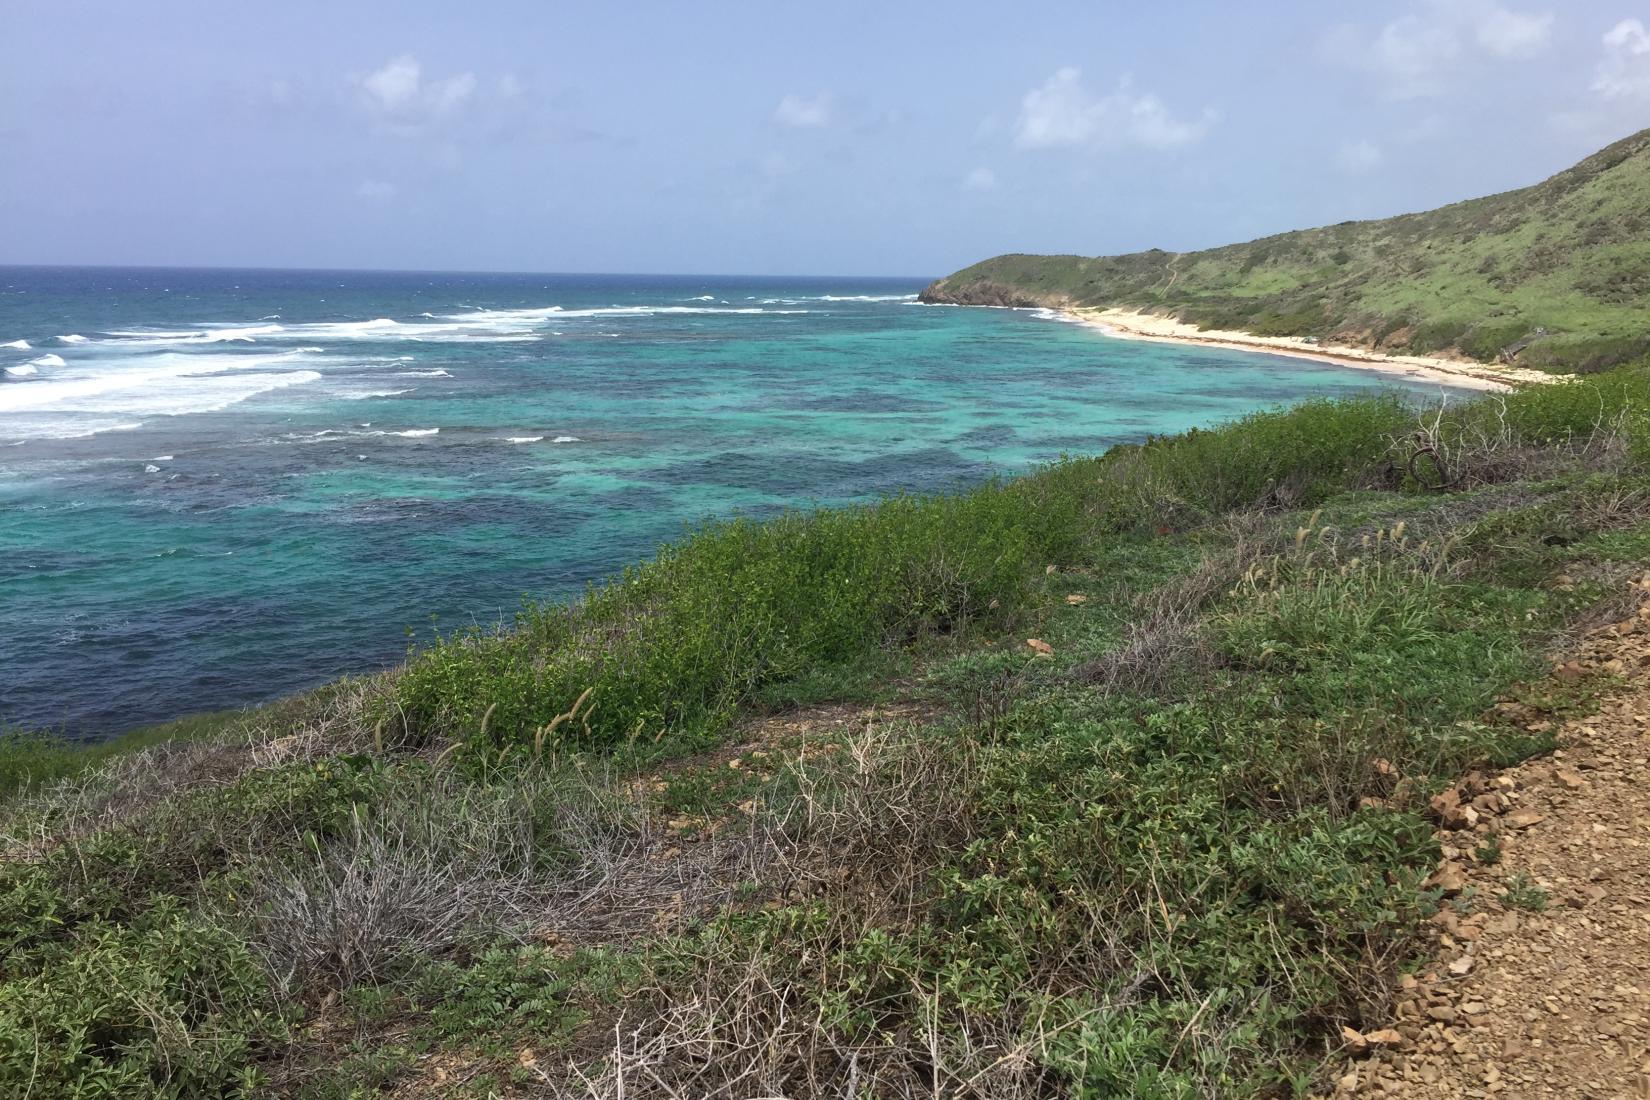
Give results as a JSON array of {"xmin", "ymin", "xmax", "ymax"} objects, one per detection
[
  {"xmin": 443, "ymin": 304, "xmax": 807, "ymax": 324},
  {"xmin": 340, "ymin": 388, "xmax": 411, "ymax": 400},
  {"xmin": 0, "ymin": 349, "xmax": 325, "ymax": 439}
]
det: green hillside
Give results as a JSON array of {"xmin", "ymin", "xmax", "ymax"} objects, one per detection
[
  {"xmin": 8, "ymin": 367, "xmax": 1650, "ymax": 1096},
  {"xmin": 921, "ymin": 128, "xmax": 1650, "ymax": 372}
]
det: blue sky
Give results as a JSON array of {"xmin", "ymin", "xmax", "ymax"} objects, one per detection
[{"xmin": 3, "ymin": 1, "xmax": 1649, "ymax": 275}]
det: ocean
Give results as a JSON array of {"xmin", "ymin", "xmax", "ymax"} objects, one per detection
[{"xmin": 0, "ymin": 267, "xmax": 1467, "ymax": 738}]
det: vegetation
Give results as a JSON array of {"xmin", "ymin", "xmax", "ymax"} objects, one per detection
[
  {"xmin": 5, "ymin": 366, "xmax": 1650, "ymax": 1096},
  {"xmin": 920, "ymin": 128, "xmax": 1650, "ymax": 373}
]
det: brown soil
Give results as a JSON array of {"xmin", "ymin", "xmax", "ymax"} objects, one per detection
[{"xmin": 1332, "ymin": 574, "xmax": 1650, "ymax": 1098}]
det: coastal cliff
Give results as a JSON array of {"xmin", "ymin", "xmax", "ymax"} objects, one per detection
[
  {"xmin": 922, "ymin": 127, "xmax": 1650, "ymax": 373},
  {"xmin": 915, "ymin": 274, "xmax": 1068, "ymax": 309}
]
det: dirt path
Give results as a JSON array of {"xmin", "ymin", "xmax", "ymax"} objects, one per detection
[{"xmin": 1333, "ymin": 574, "xmax": 1650, "ymax": 1098}]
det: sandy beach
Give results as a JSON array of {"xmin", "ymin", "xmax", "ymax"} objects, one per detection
[{"xmin": 1072, "ymin": 308, "xmax": 1558, "ymax": 391}]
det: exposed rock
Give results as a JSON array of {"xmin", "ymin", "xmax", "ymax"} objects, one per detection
[
  {"xmin": 1430, "ymin": 789, "xmax": 1473, "ymax": 829},
  {"xmin": 916, "ymin": 279, "xmax": 1061, "ymax": 308},
  {"xmin": 1428, "ymin": 862, "xmax": 1469, "ymax": 895},
  {"xmin": 1554, "ymin": 767, "xmax": 1586, "ymax": 789}
]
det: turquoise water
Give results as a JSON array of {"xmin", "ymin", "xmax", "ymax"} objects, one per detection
[{"xmin": 0, "ymin": 268, "xmax": 1469, "ymax": 737}]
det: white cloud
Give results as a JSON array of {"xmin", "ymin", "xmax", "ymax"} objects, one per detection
[
  {"xmin": 773, "ymin": 92, "xmax": 832, "ymax": 128},
  {"xmin": 1594, "ymin": 18, "xmax": 1650, "ymax": 100},
  {"xmin": 962, "ymin": 166, "xmax": 999, "ymax": 191},
  {"xmin": 1331, "ymin": 1, "xmax": 1552, "ymax": 99},
  {"xmin": 1013, "ymin": 69, "xmax": 1212, "ymax": 151},
  {"xmin": 1336, "ymin": 140, "xmax": 1384, "ymax": 173},
  {"xmin": 1469, "ymin": 1, "xmax": 1553, "ymax": 58},
  {"xmin": 1359, "ymin": 15, "xmax": 1463, "ymax": 98},
  {"xmin": 361, "ymin": 56, "xmax": 422, "ymax": 112},
  {"xmin": 355, "ymin": 179, "xmax": 397, "ymax": 200},
  {"xmin": 357, "ymin": 55, "xmax": 478, "ymax": 126}
]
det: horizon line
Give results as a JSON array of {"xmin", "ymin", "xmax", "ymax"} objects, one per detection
[{"xmin": 0, "ymin": 261, "xmax": 939, "ymax": 282}]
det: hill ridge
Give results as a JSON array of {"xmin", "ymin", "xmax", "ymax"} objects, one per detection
[{"xmin": 921, "ymin": 128, "xmax": 1650, "ymax": 372}]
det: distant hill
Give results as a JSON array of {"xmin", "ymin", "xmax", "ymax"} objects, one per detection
[{"xmin": 921, "ymin": 128, "xmax": 1650, "ymax": 372}]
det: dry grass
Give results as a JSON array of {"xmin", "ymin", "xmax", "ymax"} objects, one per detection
[
  {"xmin": 0, "ymin": 675, "xmax": 393, "ymax": 861},
  {"xmin": 545, "ymin": 957, "xmax": 1066, "ymax": 1099},
  {"xmin": 1415, "ymin": 399, "xmax": 1637, "ymax": 490},
  {"xmin": 762, "ymin": 723, "xmax": 976, "ymax": 923},
  {"xmin": 243, "ymin": 769, "xmax": 547, "ymax": 991},
  {"xmin": 1073, "ymin": 515, "xmax": 1276, "ymax": 695}
]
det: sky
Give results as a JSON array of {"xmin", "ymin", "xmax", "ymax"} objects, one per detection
[{"xmin": 3, "ymin": 1, "xmax": 1649, "ymax": 276}]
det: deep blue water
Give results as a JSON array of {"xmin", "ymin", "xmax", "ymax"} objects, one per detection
[{"xmin": 0, "ymin": 267, "xmax": 1468, "ymax": 738}]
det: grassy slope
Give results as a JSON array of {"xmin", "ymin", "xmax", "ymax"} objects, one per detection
[
  {"xmin": 920, "ymin": 128, "xmax": 1650, "ymax": 372},
  {"xmin": 6, "ymin": 369, "xmax": 1650, "ymax": 1096}
]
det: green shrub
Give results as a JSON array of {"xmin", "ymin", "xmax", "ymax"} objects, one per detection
[
  {"xmin": 1104, "ymin": 394, "xmax": 1411, "ymax": 522},
  {"xmin": 1214, "ymin": 554, "xmax": 1537, "ymax": 724},
  {"xmin": 394, "ymin": 479, "xmax": 1090, "ymax": 753},
  {"xmin": 1248, "ymin": 306, "xmax": 1325, "ymax": 337},
  {"xmin": 0, "ymin": 897, "xmax": 279, "ymax": 1098},
  {"xmin": 0, "ymin": 732, "xmax": 86, "ymax": 797},
  {"xmin": 1505, "ymin": 367, "xmax": 1650, "ymax": 442},
  {"xmin": 1457, "ymin": 318, "xmax": 1533, "ymax": 361},
  {"xmin": 44, "ymin": 756, "xmax": 403, "ymax": 922},
  {"xmin": 1520, "ymin": 334, "xmax": 1650, "ymax": 374},
  {"xmin": 634, "ymin": 507, "xmax": 1557, "ymax": 1091},
  {"xmin": 1409, "ymin": 319, "xmax": 1470, "ymax": 354},
  {"xmin": 389, "ymin": 392, "xmax": 1435, "ymax": 757},
  {"xmin": 414, "ymin": 945, "xmax": 637, "ymax": 1049},
  {"xmin": 1498, "ymin": 872, "xmax": 1550, "ymax": 911}
]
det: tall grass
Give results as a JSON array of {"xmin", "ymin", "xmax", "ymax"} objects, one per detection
[
  {"xmin": 394, "ymin": 381, "xmax": 1641, "ymax": 760},
  {"xmin": 393, "ymin": 481, "xmax": 1085, "ymax": 756}
]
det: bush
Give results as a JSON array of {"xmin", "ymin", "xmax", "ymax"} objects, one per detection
[
  {"xmin": 390, "ymin": 392, "xmax": 1433, "ymax": 757},
  {"xmin": 242, "ymin": 767, "xmax": 548, "ymax": 989},
  {"xmin": 0, "ymin": 732, "xmax": 86, "ymax": 797},
  {"xmin": 42, "ymin": 755, "xmax": 402, "ymax": 923},
  {"xmin": 1520, "ymin": 334, "xmax": 1650, "ymax": 374},
  {"xmin": 1457, "ymin": 318, "xmax": 1533, "ymax": 361},
  {"xmin": 0, "ymin": 896, "xmax": 279, "ymax": 1097},
  {"xmin": 394, "ymin": 479, "xmax": 1091, "ymax": 753},
  {"xmin": 1409, "ymin": 319, "xmax": 1470, "ymax": 354},
  {"xmin": 1100, "ymin": 394, "xmax": 1411, "ymax": 523},
  {"xmin": 1473, "ymin": 366, "xmax": 1650, "ymax": 445},
  {"xmin": 413, "ymin": 945, "xmax": 637, "ymax": 1050}
]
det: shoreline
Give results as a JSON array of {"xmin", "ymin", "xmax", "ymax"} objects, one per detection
[{"xmin": 1068, "ymin": 307, "xmax": 1558, "ymax": 392}]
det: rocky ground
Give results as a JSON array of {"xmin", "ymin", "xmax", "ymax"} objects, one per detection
[{"xmin": 1332, "ymin": 574, "xmax": 1650, "ymax": 1098}]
